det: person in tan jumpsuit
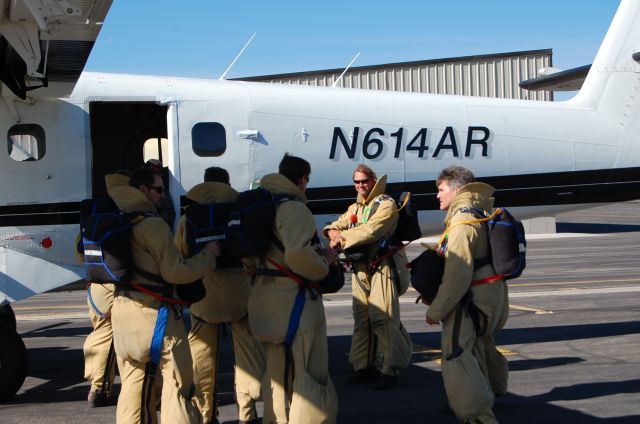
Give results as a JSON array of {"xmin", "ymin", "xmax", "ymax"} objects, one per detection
[
  {"xmin": 425, "ymin": 165, "xmax": 509, "ymax": 424},
  {"xmin": 175, "ymin": 167, "xmax": 265, "ymax": 424},
  {"xmin": 81, "ymin": 172, "xmax": 129, "ymax": 407},
  {"xmin": 323, "ymin": 164, "xmax": 412, "ymax": 389},
  {"xmin": 144, "ymin": 159, "xmax": 176, "ymax": 227},
  {"xmin": 109, "ymin": 167, "xmax": 221, "ymax": 424},
  {"xmin": 248, "ymin": 153, "xmax": 339, "ymax": 424},
  {"xmin": 84, "ymin": 282, "xmax": 118, "ymax": 407}
]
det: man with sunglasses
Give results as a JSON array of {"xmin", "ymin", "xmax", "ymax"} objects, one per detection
[
  {"xmin": 109, "ymin": 167, "xmax": 221, "ymax": 423},
  {"xmin": 143, "ymin": 159, "xmax": 176, "ymax": 227},
  {"xmin": 323, "ymin": 164, "xmax": 412, "ymax": 389}
]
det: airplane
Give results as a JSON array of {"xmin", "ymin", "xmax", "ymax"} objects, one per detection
[{"xmin": 0, "ymin": 0, "xmax": 638, "ymax": 401}]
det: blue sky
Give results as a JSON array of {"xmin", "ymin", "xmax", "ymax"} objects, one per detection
[{"xmin": 86, "ymin": 0, "xmax": 620, "ymax": 82}]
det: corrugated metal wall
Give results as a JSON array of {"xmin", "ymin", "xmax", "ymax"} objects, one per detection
[{"xmin": 238, "ymin": 49, "xmax": 553, "ymax": 101}]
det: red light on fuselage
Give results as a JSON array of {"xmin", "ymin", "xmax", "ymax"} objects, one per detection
[{"xmin": 41, "ymin": 237, "xmax": 53, "ymax": 249}]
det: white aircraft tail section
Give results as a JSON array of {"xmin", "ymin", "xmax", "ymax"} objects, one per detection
[{"xmin": 572, "ymin": 0, "xmax": 640, "ymax": 123}]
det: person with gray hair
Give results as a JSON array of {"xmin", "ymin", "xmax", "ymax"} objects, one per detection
[
  {"xmin": 424, "ymin": 165, "xmax": 509, "ymax": 423},
  {"xmin": 436, "ymin": 165, "xmax": 476, "ymax": 189}
]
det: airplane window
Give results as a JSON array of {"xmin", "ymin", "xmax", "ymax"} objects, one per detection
[
  {"xmin": 192, "ymin": 122, "xmax": 226, "ymax": 157},
  {"xmin": 7, "ymin": 124, "xmax": 46, "ymax": 162},
  {"xmin": 143, "ymin": 137, "xmax": 169, "ymax": 163}
]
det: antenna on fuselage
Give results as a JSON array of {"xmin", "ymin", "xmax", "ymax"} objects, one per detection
[
  {"xmin": 332, "ymin": 52, "xmax": 360, "ymax": 88},
  {"xmin": 219, "ymin": 33, "xmax": 256, "ymax": 81}
]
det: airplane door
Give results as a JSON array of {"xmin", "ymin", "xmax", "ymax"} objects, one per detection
[
  {"xmin": 0, "ymin": 98, "xmax": 87, "ymax": 205},
  {"xmin": 168, "ymin": 99, "xmax": 251, "ymax": 195}
]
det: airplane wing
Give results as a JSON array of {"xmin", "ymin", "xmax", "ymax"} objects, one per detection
[
  {"xmin": 519, "ymin": 64, "xmax": 591, "ymax": 92},
  {"xmin": 0, "ymin": 0, "xmax": 112, "ymax": 99}
]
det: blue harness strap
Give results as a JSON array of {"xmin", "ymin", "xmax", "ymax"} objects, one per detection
[
  {"xmin": 283, "ymin": 286, "xmax": 306, "ymax": 411},
  {"xmin": 87, "ymin": 284, "xmax": 108, "ymax": 319},
  {"xmin": 150, "ymin": 305, "xmax": 169, "ymax": 365},
  {"xmin": 285, "ymin": 287, "xmax": 306, "ymax": 346}
]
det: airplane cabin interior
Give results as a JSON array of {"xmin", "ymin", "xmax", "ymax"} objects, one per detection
[{"xmin": 89, "ymin": 102, "xmax": 168, "ymax": 197}]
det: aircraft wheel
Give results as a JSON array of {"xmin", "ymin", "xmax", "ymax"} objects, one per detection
[
  {"xmin": 0, "ymin": 324, "xmax": 27, "ymax": 401},
  {"xmin": 0, "ymin": 305, "xmax": 17, "ymax": 332}
]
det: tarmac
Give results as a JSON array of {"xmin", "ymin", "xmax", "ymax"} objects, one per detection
[{"xmin": 1, "ymin": 201, "xmax": 639, "ymax": 423}]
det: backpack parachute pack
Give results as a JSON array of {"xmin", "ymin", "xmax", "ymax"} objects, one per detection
[
  {"xmin": 227, "ymin": 188, "xmax": 345, "ymax": 294},
  {"xmin": 226, "ymin": 188, "xmax": 293, "ymax": 259},
  {"xmin": 461, "ymin": 207, "xmax": 527, "ymax": 280},
  {"xmin": 409, "ymin": 206, "xmax": 526, "ymax": 303},
  {"xmin": 81, "ymin": 196, "xmax": 205, "ymax": 304},
  {"xmin": 408, "ymin": 249, "xmax": 445, "ymax": 305},
  {"xmin": 182, "ymin": 199, "xmax": 241, "ymax": 268},
  {"xmin": 391, "ymin": 192, "xmax": 422, "ymax": 243},
  {"xmin": 372, "ymin": 192, "xmax": 422, "ymax": 243},
  {"xmin": 80, "ymin": 197, "xmax": 146, "ymax": 283}
]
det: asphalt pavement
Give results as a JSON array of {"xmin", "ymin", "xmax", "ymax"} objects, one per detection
[{"xmin": 2, "ymin": 201, "xmax": 639, "ymax": 423}]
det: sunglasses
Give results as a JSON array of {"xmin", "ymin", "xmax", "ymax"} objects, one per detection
[
  {"xmin": 149, "ymin": 185, "xmax": 164, "ymax": 194},
  {"xmin": 353, "ymin": 178, "xmax": 370, "ymax": 185}
]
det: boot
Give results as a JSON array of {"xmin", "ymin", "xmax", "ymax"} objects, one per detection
[
  {"xmin": 374, "ymin": 373, "xmax": 397, "ymax": 390},
  {"xmin": 346, "ymin": 367, "xmax": 379, "ymax": 384},
  {"xmin": 87, "ymin": 390, "xmax": 108, "ymax": 407}
]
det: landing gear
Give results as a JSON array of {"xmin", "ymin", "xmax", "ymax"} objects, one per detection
[{"xmin": 0, "ymin": 305, "xmax": 27, "ymax": 401}]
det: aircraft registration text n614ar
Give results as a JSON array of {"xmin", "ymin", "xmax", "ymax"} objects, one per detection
[{"xmin": 329, "ymin": 126, "xmax": 490, "ymax": 159}]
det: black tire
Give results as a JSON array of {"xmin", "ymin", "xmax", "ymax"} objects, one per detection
[
  {"xmin": 0, "ymin": 305, "xmax": 17, "ymax": 332},
  {"xmin": 0, "ymin": 324, "xmax": 27, "ymax": 401}
]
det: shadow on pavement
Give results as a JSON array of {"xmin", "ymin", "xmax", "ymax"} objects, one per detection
[
  {"xmin": 6, "ymin": 322, "xmax": 639, "ymax": 423},
  {"xmin": 497, "ymin": 379, "xmax": 640, "ymax": 423},
  {"xmin": 496, "ymin": 321, "xmax": 640, "ymax": 345},
  {"xmin": 10, "ymin": 346, "xmax": 88, "ymax": 404},
  {"xmin": 557, "ymin": 222, "xmax": 640, "ymax": 234},
  {"xmin": 21, "ymin": 322, "xmax": 90, "ymax": 339},
  {"xmin": 508, "ymin": 356, "xmax": 584, "ymax": 371}
]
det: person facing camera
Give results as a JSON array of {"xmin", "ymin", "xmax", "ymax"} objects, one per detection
[{"xmin": 323, "ymin": 164, "xmax": 412, "ymax": 389}]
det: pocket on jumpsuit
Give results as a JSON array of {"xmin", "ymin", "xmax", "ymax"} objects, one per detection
[
  {"xmin": 441, "ymin": 346, "xmax": 494, "ymax": 420},
  {"xmin": 112, "ymin": 297, "xmax": 155, "ymax": 363},
  {"xmin": 388, "ymin": 323, "xmax": 413, "ymax": 370},
  {"xmin": 289, "ymin": 368, "xmax": 338, "ymax": 424}
]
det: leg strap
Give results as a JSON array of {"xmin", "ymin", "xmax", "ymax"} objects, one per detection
[
  {"xmin": 150, "ymin": 305, "xmax": 169, "ymax": 365},
  {"xmin": 99, "ymin": 340, "xmax": 116, "ymax": 397}
]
